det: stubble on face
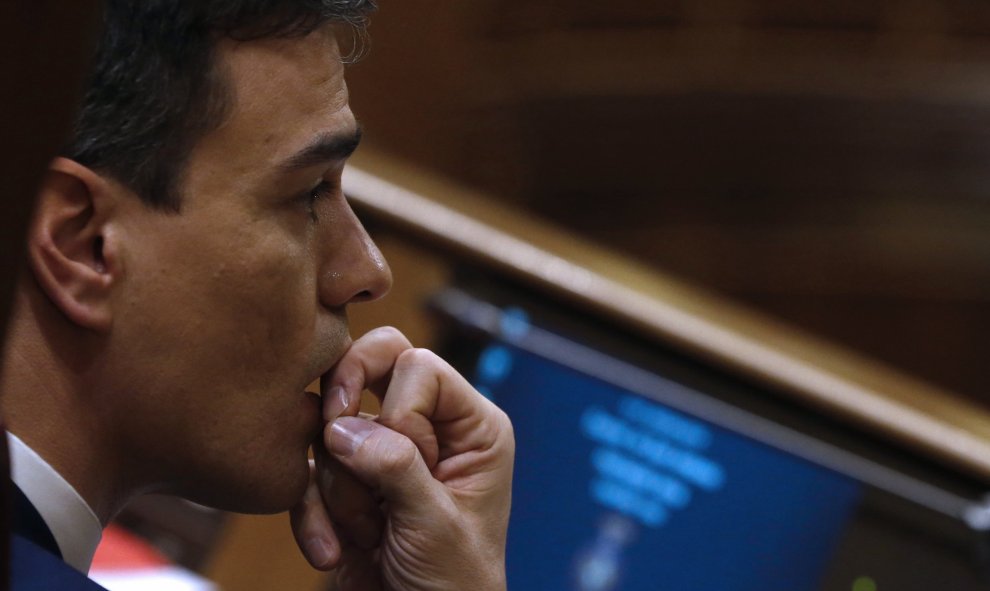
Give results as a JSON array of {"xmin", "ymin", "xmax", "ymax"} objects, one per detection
[{"xmin": 103, "ymin": 26, "xmax": 362, "ymax": 514}]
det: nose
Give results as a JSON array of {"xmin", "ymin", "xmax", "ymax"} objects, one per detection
[{"xmin": 318, "ymin": 201, "xmax": 392, "ymax": 308}]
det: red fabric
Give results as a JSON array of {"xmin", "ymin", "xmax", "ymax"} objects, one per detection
[{"xmin": 91, "ymin": 525, "xmax": 170, "ymax": 570}]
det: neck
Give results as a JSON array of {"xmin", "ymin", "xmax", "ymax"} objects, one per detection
[{"xmin": 0, "ymin": 290, "xmax": 140, "ymax": 525}]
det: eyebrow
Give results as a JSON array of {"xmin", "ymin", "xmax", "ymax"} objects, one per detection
[{"xmin": 278, "ymin": 125, "xmax": 363, "ymax": 171}]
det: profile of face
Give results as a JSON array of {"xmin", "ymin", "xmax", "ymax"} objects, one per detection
[{"xmin": 98, "ymin": 26, "xmax": 391, "ymax": 513}]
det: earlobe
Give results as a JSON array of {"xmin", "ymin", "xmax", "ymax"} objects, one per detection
[{"xmin": 27, "ymin": 158, "xmax": 119, "ymax": 332}]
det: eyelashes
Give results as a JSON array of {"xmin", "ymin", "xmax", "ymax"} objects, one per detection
[{"xmin": 304, "ymin": 180, "xmax": 334, "ymax": 221}]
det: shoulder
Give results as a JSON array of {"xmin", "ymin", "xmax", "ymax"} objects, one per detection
[{"xmin": 10, "ymin": 535, "xmax": 107, "ymax": 591}]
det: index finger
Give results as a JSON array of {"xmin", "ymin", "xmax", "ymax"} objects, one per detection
[
  {"xmin": 321, "ymin": 326, "xmax": 412, "ymax": 422},
  {"xmin": 323, "ymin": 326, "xmax": 508, "ymax": 473},
  {"xmin": 380, "ymin": 347, "xmax": 508, "ymax": 466}
]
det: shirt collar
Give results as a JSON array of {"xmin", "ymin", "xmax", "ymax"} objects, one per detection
[{"xmin": 8, "ymin": 432, "xmax": 103, "ymax": 573}]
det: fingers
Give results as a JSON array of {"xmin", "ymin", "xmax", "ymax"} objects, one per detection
[
  {"xmin": 315, "ymin": 327, "xmax": 514, "ymax": 591},
  {"xmin": 322, "ymin": 327, "xmax": 440, "ymax": 469},
  {"xmin": 324, "ymin": 327, "xmax": 510, "ymax": 474},
  {"xmin": 325, "ymin": 416, "xmax": 445, "ymax": 517},
  {"xmin": 322, "ymin": 326, "xmax": 412, "ymax": 422},
  {"xmin": 336, "ymin": 547, "xmax": 383, "ymax": 591},
  {"xmin": 313, "ymin": 439, "xmax": 383, "ymax": 550},
  {"xmin": 289, "ymin": 461, "xmax": 342, "ymax": 570},
  {"xmin": 380, "ymin": 348, "xmax": 508, "ymax": 464}
]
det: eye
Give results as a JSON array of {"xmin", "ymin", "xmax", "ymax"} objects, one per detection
[{"xmin": 302, "ymin": 180, "xmax": 334, "ymax": 221}]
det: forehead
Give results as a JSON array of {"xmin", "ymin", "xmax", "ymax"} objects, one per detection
[{"xmin": 184, "ymin": 27, "xmax": 353, "ymax": 193}]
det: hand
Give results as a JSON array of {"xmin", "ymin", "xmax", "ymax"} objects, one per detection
[{"xmin": 290, "ymin": 327, "xmax": 515, "ymax": 591}]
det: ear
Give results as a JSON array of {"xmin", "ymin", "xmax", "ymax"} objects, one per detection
[{"xmin": 27, "ymin": 157, "xmax": 120, "ymax": 332}]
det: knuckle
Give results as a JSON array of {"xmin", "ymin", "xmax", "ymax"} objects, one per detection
[
  {"xmin": 480, "ymin": 400, "xmax": 513, "ymax": 435},
  {"xmin": 369, "ymin": 325, "xmax": 407, "ymax": 345},
  {"xmin": 395, "ymin": 347, "xmax": 439, "ymax": 371},
  {"xmin": 490, "ymin": 407, "xmax": 516, "ymax": 453},
  {"xmin": 497, "ymin": 408, "xmax": 514, "ymax": 437}
]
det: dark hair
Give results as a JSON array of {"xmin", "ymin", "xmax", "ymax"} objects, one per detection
[{"xmin": 64, "ymin": 0, "xmax": 377, "ymax": 211}]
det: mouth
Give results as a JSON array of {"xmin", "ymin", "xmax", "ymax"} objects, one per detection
[
  {"xmin": 302, "ymin": 335, "xmax": 354, "ymax": 413},
  {"xmin": 298, "ymin": 374, "xmax": 330, "ymax": 431}
]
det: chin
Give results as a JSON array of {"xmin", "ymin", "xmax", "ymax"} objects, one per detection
[{"xmin": 184, "ymin": 455, "xmax": 311, "ymax": 515}]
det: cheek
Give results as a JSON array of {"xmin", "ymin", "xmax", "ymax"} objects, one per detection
[
  {"xmin": 119, "ymin": 222, "xmax": 319, "ymax": 382},
  {"xmin": 207, "ymin": 238, "xmax": 319, "ymax": 374}
]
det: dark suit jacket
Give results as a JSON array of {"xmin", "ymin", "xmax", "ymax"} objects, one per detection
[{"xmin": 9, "ymin": 483, "xmax": 106, "ymax": 590}]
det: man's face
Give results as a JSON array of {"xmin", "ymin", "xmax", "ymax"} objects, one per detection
[{"xmin": 100, "ymin": 27, "xmax": 390, "ymax": 512}]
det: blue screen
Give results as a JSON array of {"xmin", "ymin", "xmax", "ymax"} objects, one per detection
[{"xmin": 472, "ymin": 341, "xmax": 863, "ymax": 591}]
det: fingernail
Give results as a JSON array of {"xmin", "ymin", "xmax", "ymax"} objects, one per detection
[
  {"xmin": 329, "ymin": 416, "xmax": 376, "ymax": 457},
  {"xmin": 304, "ymin": 537, "xmax": 334, "ymax": 569},
  {"xmin": 323, "ymin": 386, "xmax": 349, "ymax": 422}
]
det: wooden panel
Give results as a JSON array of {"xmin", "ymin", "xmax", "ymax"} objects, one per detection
[
  {"xmin": 343, "ymin": 147, "xmax": 990, "ymax": 482},
  {"xmin": 509, "ymin": 92, "xmax": 990, "ymax": 403},
  {"xmin": 946, "ymin": 0, "xmax": 990, "ymax": 35},
  {"xmin": 346, "ymin": 0, "xmax": 990, "ymax": 420},
  {"xmin": 478, "ymin": 28, "xmax": 990, "ymax": 104},
  {"xmin": 749, "ymin": 1, "xmax": 886, "ymax": 29},
  {"xmin": 205, "ymin": 513, "xmax": 325, "ymax": 591},
  {"xmin": 487, "ymin": 0, "xmax": 990, "ymax": 35},
  {"xmin": 739, "ymin": 296, "xmax": 990, "ymax": 402},
  {"xmin": 486, "ymin": 1, "xmax": 684, "ymax": 35}
]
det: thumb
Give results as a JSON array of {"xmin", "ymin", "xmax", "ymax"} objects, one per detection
[{"xmin": 326, "ymin": 416, "xmax": 443, "ymax": 513}]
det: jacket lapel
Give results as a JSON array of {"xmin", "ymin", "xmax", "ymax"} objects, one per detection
[{"xmin": 10, "ymin": 482, "xmax": 61, "ymax": 560}]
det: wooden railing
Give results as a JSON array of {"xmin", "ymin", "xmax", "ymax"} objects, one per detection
[{"xmin": 343, "ymin": 147, "xmax": 990, "ymax": 483}]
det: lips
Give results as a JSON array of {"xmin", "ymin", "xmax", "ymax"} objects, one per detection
[
  {"xmin": 302, "ymin": 343, "xmax": 349, "ymax": 396},
  {"xmin": 300, "ymin": 334, "xmax": 354, "ymax": 424}
]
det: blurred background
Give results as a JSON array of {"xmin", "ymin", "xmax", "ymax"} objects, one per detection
[
  {"xmin": 344, "ymin": 0, "xmax": 990, "ymax": 408},
  {"xmin": 92, "ymin": 1, "xmax": 990, "ymax": 589}
]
